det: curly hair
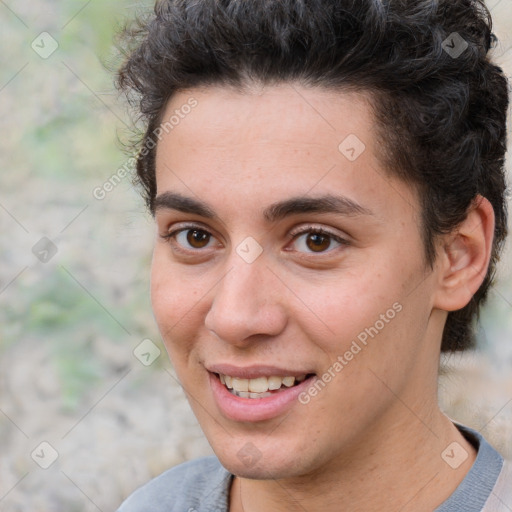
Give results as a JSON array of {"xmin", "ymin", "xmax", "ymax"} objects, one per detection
[{"xmin": 116, "ymin": 0, "xmax": 509, "ymax": 352}]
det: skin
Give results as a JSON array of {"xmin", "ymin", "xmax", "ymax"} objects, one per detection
[{"xmin": 151, "ymin": 83, "xmax": 494, "ymax": 511}]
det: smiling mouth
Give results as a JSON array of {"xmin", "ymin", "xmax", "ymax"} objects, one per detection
[{"xmin": 214, "ymin": 373, "xmax": 316, "ymax": 399}]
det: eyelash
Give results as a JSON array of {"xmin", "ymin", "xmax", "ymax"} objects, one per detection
[
  {"xmin": 160, "ymin": 224, "xmax": 349, "ymax": 256},
  {"xmin": 288, "ymin": 226, "xmax": 349, "ymax": 254}
]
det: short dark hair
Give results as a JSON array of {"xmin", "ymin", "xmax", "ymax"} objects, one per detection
[{"xmin": 116, "ymin": 0, "xmax": 509, "ymax": 352}]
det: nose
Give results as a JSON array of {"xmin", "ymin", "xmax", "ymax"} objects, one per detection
[{"xmin": 204, "ymin": 254, "xmax": 288, "ymax": 347}]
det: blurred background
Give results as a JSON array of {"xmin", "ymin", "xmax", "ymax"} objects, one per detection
[{"xmin": 0, "ymin": 1, "xmax": 511, "ymax": 510}]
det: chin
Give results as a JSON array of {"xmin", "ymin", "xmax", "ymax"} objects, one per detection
[
  {"xmin": 210, "ymin": 434, "xmax": 311, "ymax": 480},
  {"xmin": 219, "ymin": 452, "xmax": 299, "ymax": 480}
]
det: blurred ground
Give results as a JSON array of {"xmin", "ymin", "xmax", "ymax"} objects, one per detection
[{"xmin": 0, "ymin": 1, "xmax": 511, "ymax": 510}]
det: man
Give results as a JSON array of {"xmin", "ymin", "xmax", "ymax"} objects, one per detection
[{"xmin": 116, "ymin": 0, "xmax": 511, "ymax": 510}]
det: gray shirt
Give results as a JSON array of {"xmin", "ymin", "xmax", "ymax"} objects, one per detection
[{"xmin": 117, "ymin": 425, "xmax": 512, "ymax": 511}]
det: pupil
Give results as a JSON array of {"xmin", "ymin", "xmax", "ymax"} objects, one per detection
[
  {"xmin": 307, "ymin": 233, "xmax": 330, "ymax": 252},
  {"xmin": 187, "ymin": 229, "xmax": 209, "ymax": 248}
]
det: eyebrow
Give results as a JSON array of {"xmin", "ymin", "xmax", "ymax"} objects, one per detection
[{"xmin": 153, "ymin": 192, "xmax": 373, "ymax": 222}]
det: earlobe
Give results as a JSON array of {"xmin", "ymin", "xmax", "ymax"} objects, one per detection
[{"xmin": 433, "ymin": 195, "xmax": 495, "ymax": 312}]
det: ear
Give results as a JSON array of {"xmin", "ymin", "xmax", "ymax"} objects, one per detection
[{"xmin": 433, "ymin": 195, "xmax": 495, "ymax": 312}]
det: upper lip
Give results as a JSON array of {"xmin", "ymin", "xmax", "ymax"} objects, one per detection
[{"xmin": 206, "ymin": 363, "xmax": 315, "ymax": 379}]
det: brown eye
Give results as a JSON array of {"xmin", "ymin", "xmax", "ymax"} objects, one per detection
[
  {"xmin": 163, "ymin": 226, "xmax": 217, "ymax": 252},
  {"xmin": 306, "ymin": 233, "xmax": 331, "ymax": 252},
  {"xmin": 290, "ymin": 228, "xmax": 347, "ymax": 254},
  {"xmin": 186, "ymin": 229, "xmax": 211, "ymax": 248}
]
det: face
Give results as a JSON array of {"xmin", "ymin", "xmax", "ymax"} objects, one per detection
[{"xmin": 151, "ymin": 83, "xmax": 445, "ymax": 479}]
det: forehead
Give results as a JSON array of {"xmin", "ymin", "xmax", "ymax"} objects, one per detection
[
  {"xmin": 159, "ymin": 83, "xmax": 373, "ymax": 158},
  {"xmin": 154, "ymin": 83, "xmax": 419, "ymax": 223}
]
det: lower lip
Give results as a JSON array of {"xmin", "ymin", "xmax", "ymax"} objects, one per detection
[{"xmin": 209, "ymin": 372, "xmax": 316, "ymax": 422}]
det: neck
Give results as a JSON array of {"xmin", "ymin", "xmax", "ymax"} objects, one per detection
[{"xmin": 230, "ymin": 407, "xmax": 476, "ymax": 512}]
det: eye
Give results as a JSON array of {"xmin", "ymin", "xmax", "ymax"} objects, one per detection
[
  {"xmin": 161, "ymin": 225, "xmax": 218, "ymax": 252},
  {"xmin": 289, "ymin": 227, "xmax": 348, "ymax": 254},
  {"xmin": 178, "ymin": 228, "xmax": 213, "ymax": 249}
]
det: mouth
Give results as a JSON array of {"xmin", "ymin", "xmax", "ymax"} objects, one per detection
[
  {"xmin": 206, "ymin": 364, "xmax": 318, "ymax": 421},
  {"xmin": 214, "ymin": 372, "xmax": 315, "ymax": 399}
]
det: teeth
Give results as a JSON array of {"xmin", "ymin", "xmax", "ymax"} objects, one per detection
[
  {"xmin": 268, "ymin": 376, "xmax": 282, "ymax": 390},
  {"xmin": 218, "ymin": 373, "xmax": 306, "ymax": 394},
  {"xmin": 282, "ymin": 376, "xmax": 295, "ymax": 387},
  {"xmin": 228, "ymin": 389, "xmax": 273, "ymax": 399},
  {"xmin": 249, "ymin": 377, "xmax": 268, "ymax": 393},
  {"xmin": 232, "ymin": 377, "xmax": 249, "ymax": 392},
  {"xmin": 250, "ymin": 392, "xmax": 271, "ymax": 398}
]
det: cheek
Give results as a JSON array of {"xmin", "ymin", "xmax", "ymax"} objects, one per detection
[
  {"xmin": 150, "ymin": 255, "xmax": 204, "ymax": 350},
  {"xmin": 150, "ymin": 276, "xmax": 201, "ymax": 381},
  {"xmin": 299, "ymin": 265, "xmax": 420, "ymax": 380},
  {"xmin": 300, "ymin": 272, "xmax": 393, "ymax": 344}
]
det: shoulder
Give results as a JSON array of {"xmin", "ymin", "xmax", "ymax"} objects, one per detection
[
  {"xmin": 483, "ymin": 458, "xmax": 512, "ymax": 511},
  {"xmin": 116, "ymin": 456, "xmax": 232, "ymax": 512},
  {"xmin": 436, "ymin": 424, "xmax": 507, "ymax": 512}
]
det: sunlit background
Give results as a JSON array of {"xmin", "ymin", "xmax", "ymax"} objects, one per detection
[{"xmin": 0, "ymin": 1, "xmax": 511, "ymax": 510}]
